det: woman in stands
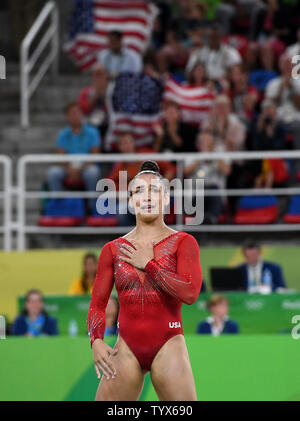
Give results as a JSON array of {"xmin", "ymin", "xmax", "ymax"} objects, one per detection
[
  {"xmin": 69, "ymin": 253, "xmax": 97, "ymax": 295},
  {"xmin": 87, "ymin": 160, "xmax": 202, "ymax": 401}
]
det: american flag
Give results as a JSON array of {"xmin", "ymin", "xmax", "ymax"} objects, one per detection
[
  {"xmin": 65, "ymin": 0, "xmax": 158, "ymax": 71},
  {"xmin": 105, "ymin": 72, "xmax": 163, "ymax": 151},
  {"xmin": 164, "ymin": 77, "xmax": 215, "ymax": 127}
]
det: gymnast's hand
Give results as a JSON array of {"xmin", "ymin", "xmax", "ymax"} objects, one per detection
[
  {"xmin": 119, "ymin": 239, "xmax": 155, "ymax": 270},
  {"xmin": 92, "ymin": 338, "xmax": 118, "ymax": 380}
]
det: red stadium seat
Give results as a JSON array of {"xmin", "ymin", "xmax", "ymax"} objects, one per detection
[
  {"xmin": 86, "ymin": 216, "xmax": 119, "ymax": 226},
  {"xmin": 38, "ymin": 216, "xmax": 83, "ymax": 227},
  {"xmin": 283, "ymin": 214, "xmax": 300, "ymax": 223},
  {"xmin": 234, "ymin": 206, "xmax": 278, "ymax": 224}
]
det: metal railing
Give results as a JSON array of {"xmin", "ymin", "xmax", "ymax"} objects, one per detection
[
  {"xmin": 0, "ymin": 156, "xmax": 12, "ymax": 251},
  {"xmin": 15, "ymin": 151, "xmax": 300, "ymax": 251},
  {"xmin": 21, "ymin": 1, "xmax": 59, "ymax": 128}
]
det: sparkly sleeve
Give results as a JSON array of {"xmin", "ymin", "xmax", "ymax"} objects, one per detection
[
  {"xmin": 87, "ymin": 243, "xmax": 114, "ymax": 347},
  {"xmin": 144, "ymin": 235, "xmax": 202, "ymax": 305}
]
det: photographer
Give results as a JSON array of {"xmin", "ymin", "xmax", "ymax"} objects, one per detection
[{"xmin": 251, "ymin": 99, "xmax": 286, "ymax": 151}]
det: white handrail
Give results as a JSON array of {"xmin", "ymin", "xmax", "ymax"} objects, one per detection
[
  {"xmin": 0, "ymin": 156, "xmax": 12, "ymax": 251},
  {"xmin": 16, "ymin": 150, "xmax": 300, "ymax": 251},
  {"xmin": 20, "ymin": 1, "xmax": 59, "ymax": 128}
]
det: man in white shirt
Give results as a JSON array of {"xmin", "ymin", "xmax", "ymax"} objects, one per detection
[
  {"xmin": 265, "ymin": 54, "xmax": 300, "ymax": 173},
  {"xmin": 286, "ymin": 28, "xmax": 300, "ymax": 59},
  {"xmin": 186, "ymin": 24, "xmax": 242, "ymax": 81},
  {"xmin": 97, "ymin": 31, "xmax": 143, "ymax": 79}
]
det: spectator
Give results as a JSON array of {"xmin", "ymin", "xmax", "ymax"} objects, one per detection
[
  {"xmin": 104, "ymin": 297, "xmax": 119, "ymax": 337},
  {"xmin": 197, "ymin": 294, "xmax": 239, "ymax": 335},
  {"xmin": 69, "ymin": 253, "xmax": 97, "ymax": 295},
  {"xmin": 286, "ymin": 28, "xmax": 300, "ymax": 59},
  {"xmin": 108, "ymin": 132, "xmax": 176, "ymax": 225},
  {"xmin": 186, "ymin": 23, "xmax": 242, "ymax": 83},
  {"xmin": 156, "ymin": 28, "xmax": 190, "ymax": 75},
  {"xmin": 202, "ymin": 94, "xmax": 246, "ymax": 151},
  {"xmin": 265, "ymin": 55, "xmax": 300, "ymax": 126},
  {"xmin": 12, "ymin": 290, "xmax": 58, "ymax": 336},
  {"xmin": 184, "ymin": 130, "xmax": 231, "ymax": 224},
  {"xmin": 46, "ymin": 102, "xmax": 101, "ymax": 213},
  {"xmin": 237, "ymin": 240, "xmax": 287, "ymax": 292},
  {"xmin": 228, "ymin": 64, "xmax": 259, "ymax": 127},
  {"xmin": 97, "ymin": 30, "xmax": 142, "ymax": 78},
  {"xmin": 251, "ymin": 99, "xmax": 286, "ymax": 151},
  {"xmin": 78, "ymin": 64, "xmax": 109, "ymax": 136},
  {"xmin": 265, "ymin": 54, "xmax": 300, "ymax": 174},
  {"xmin": 154, "ymin": 101, "xmax": 198, "ymax": 152}
]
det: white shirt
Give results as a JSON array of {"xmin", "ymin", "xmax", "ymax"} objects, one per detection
[
  {"xmin": 186, "ymin": 44, "xmax": 241, "ymax": 80},
  {"xmin": 286, "ymin": 42, "xmax": 300, "ymax": 59},
  {"xmin": 206, "ymin": 316, "xmax": 229, "ymax": 336},
  {"xmin": 97, "ymin": 47, "xmax": 142, "ymax": 78},
  {"xmin": 247, "ymin": 260, "xmax": 263, "ymax": 287},
  {"xmin": 184, "ymin": 144, "xmax": 231, "ymax": 190},
  {"xmin": 265, "ymin": 76, "xmax": 300, "ymax": 123}
]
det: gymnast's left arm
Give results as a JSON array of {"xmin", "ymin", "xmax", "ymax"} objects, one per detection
[{"xmin": 144, "ymin": 235, "xmax": 202, "ymax": 304}]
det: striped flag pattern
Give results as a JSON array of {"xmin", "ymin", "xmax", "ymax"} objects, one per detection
[
  {"xmin": 105, "ymin": 72, "xmax": 163, "ymax": 151},
  {"xmin": 65, "ymin": 0, "xmax": 158, "ymax": 71},
  {"xmin": 164, "ymin": 77, "xmax": 215, "ymax": 127}
]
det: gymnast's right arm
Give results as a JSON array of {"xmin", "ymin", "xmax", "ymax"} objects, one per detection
[{"xmin": 87, "ymin": 243, "xmax": 117, "ymax": 380}]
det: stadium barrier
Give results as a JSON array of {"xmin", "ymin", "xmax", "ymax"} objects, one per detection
[
  {"xmin": 1, "ymin": 151, "xmax": 300, "ymax": 251},
  {"xmin": 0, "ymin": 156, "xmax": 12, "ymax": 251},
  {"xmin": 15, "ymin": 151, "xmax": 300, "ymax": 250}
]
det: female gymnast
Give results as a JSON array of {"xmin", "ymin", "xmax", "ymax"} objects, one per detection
[{"xmin": 87, "ymin": 160, "xmax": 202, "ymax": 401}]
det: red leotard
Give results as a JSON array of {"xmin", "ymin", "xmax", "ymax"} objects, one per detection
[{"xmin": 87, "ymin": 231, "xmax": 202, "ymax": 372}]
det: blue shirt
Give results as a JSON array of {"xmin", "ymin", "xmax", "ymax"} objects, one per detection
[
  {"xmin": 25, "ymin": 314, "xmax": 46, "ymax": 336},
  {"xmin": 56, "ymin": 124, "xmax": 101, "ymax": 154}
]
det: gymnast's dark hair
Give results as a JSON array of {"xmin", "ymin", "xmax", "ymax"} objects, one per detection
[
  {"xmin": 140, "ymin": 160, "xmax": 160, "ymax": 174},
  {"xmin": 129, "ymin": 160, "xmax": 167, "ymax": 196}
]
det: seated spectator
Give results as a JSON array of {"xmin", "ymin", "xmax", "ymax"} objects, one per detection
[
  {"xmin": 104, "ymin": 297, "xmax": 119, "ymax": 337},
  {"xmin": 46, "ymin": 102, "xmax": 101, "ymax": 213},
  {"xmin": 227, "ymin": 64, "xmax": 259, "ymax": 127},
  {"xmin": 286, "ymin": 28, "xmax": 300, "ymax": 59},
  {"xmin": 69, "ymin": 253, "xmax": 97, "ymax": 295},
  {"xmin": 202, "ymin": 94, "xmax": 246, "ymax": 151},
  {"xmin": 186, "ymin": 23, "xmax": 242, "ymax": 84},
  {"xmin": 197, "ymin": 294, "xmax": 239, "ymax": 335},
  {"xmin": 265, "ymin": 54, "xmax": 300, "ymax": 174},
  {"xmin": 250, "ymin": 99, "xmax": 286, "ymax": 151},
  {"xmin": 184, "ymin": 130, "xmax": 231, "ymax": 224},
  {"xmin": 156, "ymin": 28, "xmax": 190, "ymax": 76},
  {"xmin": 12, "ymin": 290, "xmax": 58, "ymax": 336},
  {"xmin": 78, "ymin": 64, "xmax": 109, "ymax": 136},
  {"xmin": 97, "ymin": 31, "xmax": 142, "ymax": 78},
  {"xmin": 237, "ymin": 240, "xmax": 287, "ymax": 292},
  {"xmin": 108, "ymin": 132, "xmax": 176, "ymax": 225},
  {"xmin": 154, "ymin": 101, "xmax": 198, "ymax": 152}
]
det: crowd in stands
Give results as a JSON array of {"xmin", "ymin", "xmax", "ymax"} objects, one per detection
[{"xmin": 39, "ymin": 0, "xmax": 300, "ymax": 227}]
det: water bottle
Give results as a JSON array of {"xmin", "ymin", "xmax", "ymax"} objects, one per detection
[
  {"xmin": 68, "ymin": 319, "xmax": 78, "ymax": 337},
  {"xmin": 261, "ymin": 269, "xmax": 272, "ymax": 294},
  {"xmin": 262, "ymin": 269, "xmax": 272, "ymax": 286}
]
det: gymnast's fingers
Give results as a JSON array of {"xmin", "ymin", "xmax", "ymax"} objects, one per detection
[
  {"xmin": 94, "ymin": 363, "xmax": 101, "ymax": 379},
  {"xmin": 119, "ymin": 256, "xmax": 132, "ymax": 264},
  {"xmin": 120, "ymin": 247, "xmax": 133, "ymax": 258}
]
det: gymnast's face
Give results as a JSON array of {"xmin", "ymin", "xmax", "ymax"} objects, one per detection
[{"xmin": 129, "ymin": 173, "xmax": 168, "ymax": 223}]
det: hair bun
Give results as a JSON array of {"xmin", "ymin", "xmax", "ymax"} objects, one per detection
[{"xmin": 140, "ymin": 160, "xmax": 160, "ymax": 174}]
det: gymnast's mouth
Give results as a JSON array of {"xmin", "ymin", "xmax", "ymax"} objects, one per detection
[{"xmin": 141, "ymin": 204, "xmax": 154, "ymax": 210}]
